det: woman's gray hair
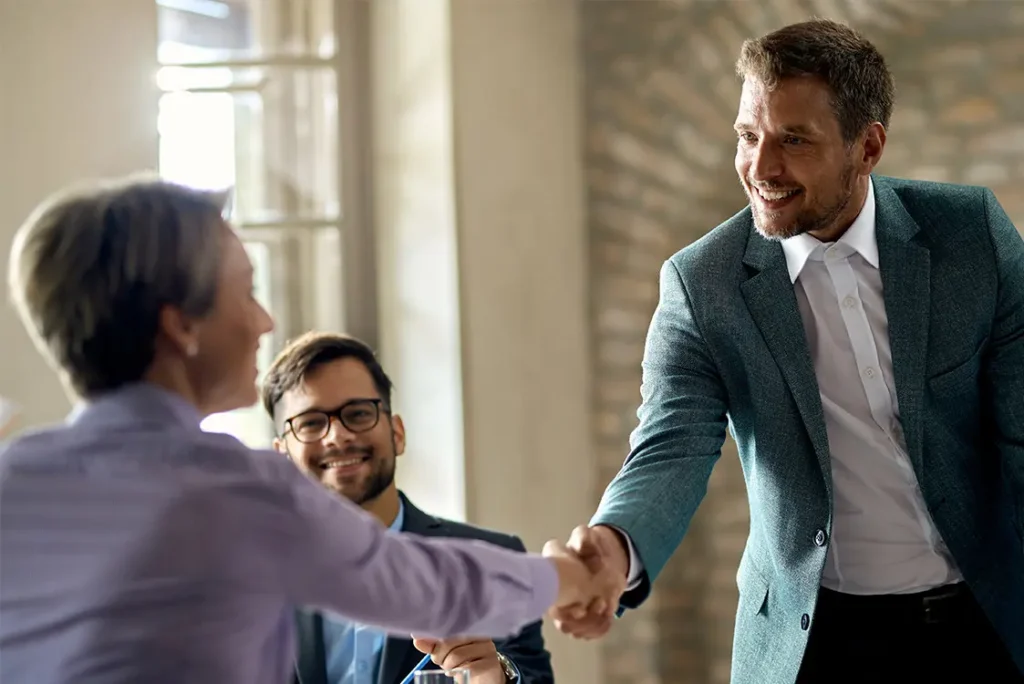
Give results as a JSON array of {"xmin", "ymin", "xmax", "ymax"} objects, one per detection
[{"xmin": 7, "ymin": 174, "xmax": 229, "ymax": 397}]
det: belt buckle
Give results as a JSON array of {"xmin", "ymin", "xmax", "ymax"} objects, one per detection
[{"xmin": 921, "ymin": 588, "xmax": 958, "ymax": 624}]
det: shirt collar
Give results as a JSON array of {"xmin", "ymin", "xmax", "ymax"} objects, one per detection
[
  {"xmin": 389, "ymin": 497, "xmax": 406, "ymax": 532},
  {"xmin": 780, "ymin": 176, "xmax": 878, "ymax": 283},
  {"xmin": 67, "ymin": 382, "xmax": 203, "ymax": 429}
]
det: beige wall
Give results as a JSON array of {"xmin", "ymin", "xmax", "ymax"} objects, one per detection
[
  {"xmin": 371, "ymin": 0, "xmax": 467, "ymax": 524},
  {"xmin": 450, "ymin": 3, "xmax": 598, "ymax": 679},
  {"xmin": 0, "ymin": 0, "xmax": 159, "ymax": 426},
  {"xmin": 372, "ymin": 1, "xmax": 599, "ymax": 682}
]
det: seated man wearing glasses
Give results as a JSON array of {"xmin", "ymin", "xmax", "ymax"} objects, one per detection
[{"xmin": 260, "ymin": 332, "xmax": 554, "ymax": 684}]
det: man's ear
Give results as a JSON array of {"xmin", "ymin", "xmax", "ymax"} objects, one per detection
[
  {"xmin": 391, "ymin": 414, "xmax": 406, "ymax": 457},
  {"xmin": 858, "ymin": 121, "xmax": 886, "ymax": 175},
  {"xmin": 272, "ymin": 436, "xmax": 288, "ymax": 455}
]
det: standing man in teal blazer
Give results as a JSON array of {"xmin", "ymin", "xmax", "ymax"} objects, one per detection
[{"xmin": 550, "ymin": 18, "xmax": 1024, "ymax": 684}]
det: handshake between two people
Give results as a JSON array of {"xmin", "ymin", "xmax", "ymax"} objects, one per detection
[
  {"xmin": 542, "ymin": 525, "xmax": 631, "ymax": 640},
  {"xmin": 407, "ymin": 525, "xmax": 629, "ymax": 683}
]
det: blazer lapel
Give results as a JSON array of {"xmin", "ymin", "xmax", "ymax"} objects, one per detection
[
  {"xmin": 873, "ymin": 178, "xmax": 930, "ymax": 474},
  {"xmin": 294, "ymin": 610, "xmax": 328, "ymax": 684},
  {"xmin": 378, "ymin": 636, "xmax": 422, "ymax": 684},
  {"xmin": 377, "ymin": 494, "xmax": 446, "ymax": 684},
  {"xmin": 741, "ymin": 228, "xmax": 833, "ymax": 495}
]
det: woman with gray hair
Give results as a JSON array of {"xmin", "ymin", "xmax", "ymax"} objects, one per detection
[{"xmin": 0, "ymin": 176, "xmax": 603, "ymax": 683}]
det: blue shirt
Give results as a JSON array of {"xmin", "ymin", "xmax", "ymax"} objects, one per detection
[{"xmin": 323, "ymin": 500, "xmax": 407, "ymax": 684}]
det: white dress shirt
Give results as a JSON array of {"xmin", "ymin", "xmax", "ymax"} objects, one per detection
[{"xmin": 623, "ymin": 178, "xmax": 961, "ymax": 595}]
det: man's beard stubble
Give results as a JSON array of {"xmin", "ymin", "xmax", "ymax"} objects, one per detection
[
  {"xmin": 343, "ymin": 423, "xmax": 399, "ymax": 506},
  {"xmin": 350, "ymin": 443, "xmax": 397, "ymax": 506},
  {"xmin": 749, "ymin": 161, "xmax": 855, "ymax": 241},
  {"xmin": 293, "ymin": 431, "xmax": 399, "ymax": 506}
]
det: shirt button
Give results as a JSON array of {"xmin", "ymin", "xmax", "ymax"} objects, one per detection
[
  {"xmin": 843, "ymin": 296, "xmax": 856, "ymax": 309},
  {"xmin": 814, "ymin": 529, "xmax": 827, "ymax": 546},
  {"xmin": 357, "ymin": 662, "xmax": 367, "ymax": 673},
  {"xmin": 864, "ymin": 367, "xmax": 876, "ymax": 379},
  {"xmin": 801, "ymin": 613, "xmax": 811, "ymax": 630}
]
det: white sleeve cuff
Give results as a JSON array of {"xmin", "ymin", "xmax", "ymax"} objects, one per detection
[{"xmin": 604, "ymin": 524, "xmax": 645, "ymax": 590}]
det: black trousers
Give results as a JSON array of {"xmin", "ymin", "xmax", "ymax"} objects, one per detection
[{"xmin": 796, "ymin": 583, "xmax": 1023, "ymax": 683}]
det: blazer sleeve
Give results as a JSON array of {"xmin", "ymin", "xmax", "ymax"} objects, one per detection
[
  {"xmin": 982, "ymin": 190, "xmax": 1024, "ymax": 521},
  {"xmin": 492, "ymin": 536, "xmax": 554, "ymax": 684},
  {"xmin": 590, "ymin": 258, "xmax": 730, "ymax": 609}
]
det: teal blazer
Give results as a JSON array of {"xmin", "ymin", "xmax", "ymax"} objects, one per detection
[{"xmin": 592, "ymin": 175, "xmax": 1024, "ymax": 683}]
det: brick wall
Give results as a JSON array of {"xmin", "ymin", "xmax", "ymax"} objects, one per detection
[{"xmin": 582, "ymin": 1, "xmax": 1024, "ymax": 682}]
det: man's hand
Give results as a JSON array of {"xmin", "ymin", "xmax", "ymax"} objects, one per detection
[
  {"xmin": 547, "ymin": 525, "xmax": 629, "ymax": 640},
  {"xmin": 411, "ymin": 637, "xmax": 508, "ymax": 684},
  {"xmin": 541, "ymin": 538, "xmax": 601, "ymax": 609}
]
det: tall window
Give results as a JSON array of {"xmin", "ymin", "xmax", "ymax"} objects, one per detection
[{"xmin": 155, "ymin": 0, "xmax": 366, "ymax": 447}]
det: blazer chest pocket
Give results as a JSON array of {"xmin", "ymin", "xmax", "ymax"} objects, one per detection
[{"xmin": 927, "ymin": 337, "xmax": 987, "ymax": 401}]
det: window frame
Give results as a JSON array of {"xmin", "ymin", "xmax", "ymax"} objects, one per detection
[{"xmin": 155, "ymin": 0, "xmax": 377, "ymax": 445}]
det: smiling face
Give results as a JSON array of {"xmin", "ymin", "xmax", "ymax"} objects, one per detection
[
  {"xmin": 733, "ymin": 76, "xmax": 884, "ymax": 242},
  {"xmin": 273, "ymin": 357, "xmax": 405, "ymax": 509}
]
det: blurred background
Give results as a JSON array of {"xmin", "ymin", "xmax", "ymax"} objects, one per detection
[{"xmin": 1, "ymin": 1, "xmax": 1020, "ymax": 682}]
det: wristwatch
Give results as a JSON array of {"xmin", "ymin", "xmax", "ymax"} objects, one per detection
[{"xmin": 496, "ymin": 653, "xmax": 518, "ymax": 682}]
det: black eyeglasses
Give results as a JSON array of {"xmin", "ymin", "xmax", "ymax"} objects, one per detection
[{"xmin": 284, "ymin": 398, "xmax": 385, "ymax": 443}]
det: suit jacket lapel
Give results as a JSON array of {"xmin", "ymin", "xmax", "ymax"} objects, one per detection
[
  {"xmin": 294, "ymin": 610, "xmax": 328, "ymax": 684},
  {"xmin": 378, "ymin": 636, "xmax": 423, "ymax": 684},
  {"xmin": 874, "ymin": 178, "xmax": 930, "ymax": 474},
  {"xmin": 378, "ymin": 494, "xmax": 446, "ymax": 684},
  {"xmin": 741, "ymin": 225, "xmax": 833, "ymax": 496}
]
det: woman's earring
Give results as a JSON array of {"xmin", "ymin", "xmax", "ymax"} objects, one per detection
[{"xmin": 185, "ymin": 342, "xmax": 199, "ymax": 358}]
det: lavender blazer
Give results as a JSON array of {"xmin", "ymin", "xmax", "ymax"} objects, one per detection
[{"xmin": 0, "ymin": 384, "xmax": 557, "ymax": 684}]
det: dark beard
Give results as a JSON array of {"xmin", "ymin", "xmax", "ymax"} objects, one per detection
[
  {"xmin": 750, "ymin": 161, "xmax": 855, "ymax": 241},
  {"xmin": 293, "ymin": 427, "xmax": 400, "ymax": 506},
  {"xmin": 351, "ymin": 443, "xmax": 397, "ymax": 506}
]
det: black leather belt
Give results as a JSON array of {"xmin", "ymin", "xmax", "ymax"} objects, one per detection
[{"xmin": 817, "ymin": 582, "xmax": 971, "ymax": 626}]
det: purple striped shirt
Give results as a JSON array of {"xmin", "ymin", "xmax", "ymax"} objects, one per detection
[{"xmin": 0, "ymin": 384, "xmax": 557, "ymax": 684}]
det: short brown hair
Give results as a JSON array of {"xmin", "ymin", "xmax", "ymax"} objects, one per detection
[
  {"xmin": 8, "ymin": 174, "xmax": 227, "ymax": 397},
  {"xmin": 735, "ymin": 19, "xmax": 895, "ymax": 142},
  {"xmin": 260, "ymin": 331, "xmax": 394, "ymax": 424}
]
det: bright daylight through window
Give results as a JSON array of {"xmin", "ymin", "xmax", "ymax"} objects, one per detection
[{"xmin": 155, "ymin": 0, "xmax": 344, "ymax": 447}]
